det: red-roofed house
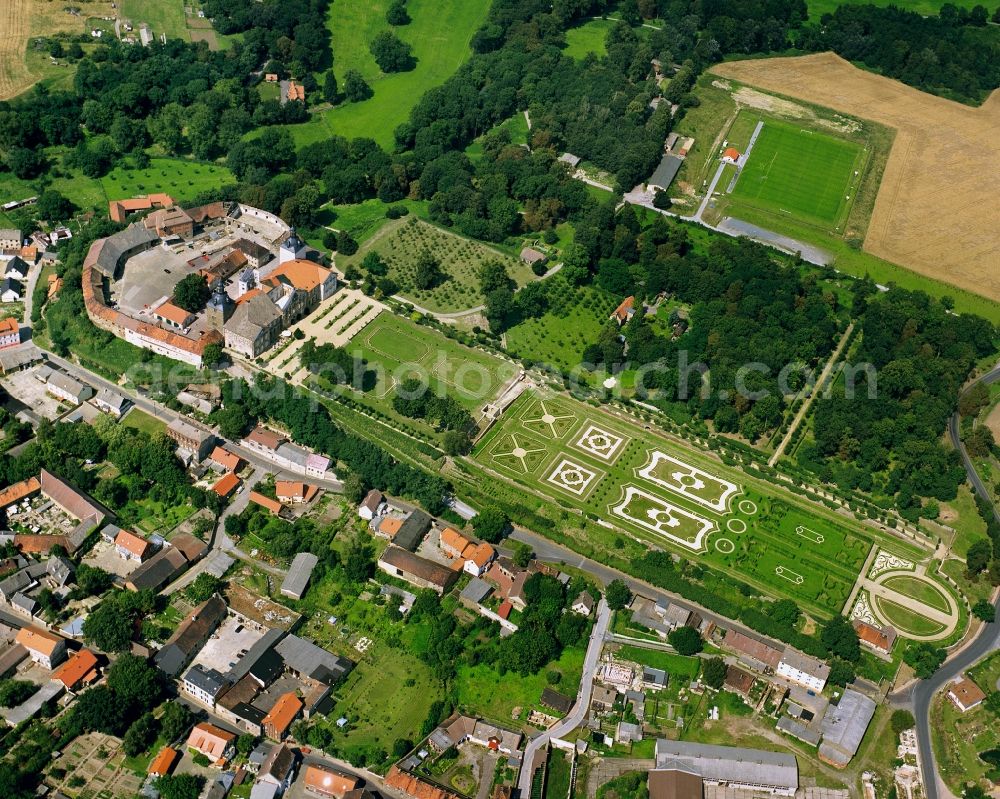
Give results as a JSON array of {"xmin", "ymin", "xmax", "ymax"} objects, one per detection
[
  {"xmin": 262, "ymin": 691, "xmax": 303, "ymax": 740},
  {"xmin": 213, "ymin": 471, "xmax": 242, "ymax": 499},
  {"xmin": 303, "ymin": 764, "xmax": 360, "ymax": 798},
  {"xmin": 0, "ymin": 317, "xmax": 20, "ymax": 349},
  {"xmin": 15, "ymin": 626, "xmax": 67, "ymax": 669},
  {"xmin": 209, "ymin": 446, "xmax": 243, "ymax": 473},
  {"xmin": 148, "ymin": 746, "xmax": 179, "ymax": 777},
  {"xmin": 115, "ymin": 529, "xmax": 153, "ymax": 562},
  {"xmin": 275, "ymin": 481, "xmax": 319, "ymax": 504},
  {"xmin": 610, "ymin": 296, "xmax": 636, "ymax": 326},
  {"xmin": 52, "ymin": 648, "xmax": 100, "ymax": 691},
  {"xmin": 250, "ymin": 491, "xmax": 285, "ymax": 516},
  {"xmin": 186, "ymin": 722, "xmax": 236, "ymax": 764},
  {"xmin": 722, "ymin": 147, "xmax": 741, "ymax": 164}
]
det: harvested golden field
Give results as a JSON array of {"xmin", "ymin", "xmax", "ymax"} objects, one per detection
[
  {"xmin": 713, "ymin": 53, "xmax": 1000, "ymax": 303},
  {"xmin": 0, "ymin": 0, "xmax": 109, "ymax": 100}
]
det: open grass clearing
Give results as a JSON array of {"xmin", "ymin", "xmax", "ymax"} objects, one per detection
[
  {"xmin": 931, "ymin": 687, "xmax": 998, "ymax": 795},
  {"xmin": 807, "ymin": 0, "xmax": 988, "ymax": 17},
  {"xmin": 340, "ymin": 218, "xmax": 535, "ymax": 314},
  {"xmin": 328, "ymin": 199, "xmax": 430, "ymax": 244},
  {"xmin": 101, "ymin": 158, "xmax": 236, "ymax": 204},
  {"xmin": 119, "ymin": 0, "xmax": 189, "ymax": 41},
  {"xmin": 121, "ymin": 408, "xmax": 167, "ymax": 437},
  {"xmin": 327, "ymin": 638, "xmax": 442, "ymax": 752},
  {"xmin": 345, "ymin": 312, "xmax": 517, "ymax": 412},
  {"xmin": 613, "ymin": 644, "xmax": 700, "ymax": 680},
  {"xmin": 282, "ymin": 0, "xmax": 489, "ymax": 149},
  {"xmin": 455, "ymin": 644, "xmax": 585, "ymax": 722}
]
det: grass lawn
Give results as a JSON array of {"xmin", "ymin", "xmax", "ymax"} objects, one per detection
[
  {"xmin": 345, "ymin": 312, "xmax": 517, "ymax": 411},
  {"xmin": 504, "ymin": 276, "xmax": 619, "ymax": 373},
  {"xmin": 880, "ymin": 574, "xmax": 952, "ymax": 613},
  {"xmin": 456, "ymin": 645, "xmax": 585, "ymax": 722},
  {"xmin": 121, "ymin": 408, "xmax": 167, "ymax": 436},
  {"xmin": 729, "ymin": 113, "xmax": 864, "ymax": 228},
  {"xmin": 871, "ymin": 595, "xmax": 946, "ymax": 637},
  {"xmin": 295, "ymin": 0, "xmax": 489, "ymax": 149},
  {"xmin": 340, "ymin": 218, "xmax": 535, "ymax": 313},
  {"xmin": 543, "ymin": 750, "xmax": 572, "ymax": 799},
  {"xmin": 0, "ymin": 165, "xmax": 105, "ymax": 227},
  {"xmin": 101, "ymin": 158, "xmax": 236, "ymax": 204},
  {"xmin": 613, "ymin": 645, "xmax": 700, "ymax": 680},
  {"xmin": 327, "ymin": 639, "xmax": 442, "ymax": 753},
  {"xmin": 807, "ymin": 0, "xmax": 986, "ymax": 17},
  {"xmin": 563, "ymin": 18, "xmax": 617, "ymax": 59},
  {"xmin": 471, "ymin": 389, "xmax": 934, "ymax": 618},
  {"xmin": 465, "ymin": 113, "xmax": 530, "ymax": 162},
  {"xmin": 941, "ymin": 484, "xmax": 988, "ymax": 556},
  {"xmin": 327, "ymin": 199, "xmax": 430, "ymax": 244},
  {"xmin": 120, "ymin": 0, "xmax": 189, "ymax": 41}
]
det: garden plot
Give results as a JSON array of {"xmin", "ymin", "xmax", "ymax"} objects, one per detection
[
  {"xmin": 473, "ymin": 389, "xmax": 885, "ymax": 616},
  {"xmin": 637, "ymin": 451, "xmax": 739, "ymax": 512},
  {"xmin": 611, "ymin": 485, "xmax": 715, "ymax": 551},
  {"xmin": 340, "ymin": 217, "xmax": 536, "ymax": 314}
]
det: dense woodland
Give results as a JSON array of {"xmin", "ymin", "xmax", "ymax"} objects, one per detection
[{"xmin": 800, "ymin": 4, "xmax": 1000, "ymax": 103}]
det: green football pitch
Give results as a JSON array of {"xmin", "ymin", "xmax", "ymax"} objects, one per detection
[{"xmin": 730, "ymin": 117, "xmax": 864, "ymax": 227}]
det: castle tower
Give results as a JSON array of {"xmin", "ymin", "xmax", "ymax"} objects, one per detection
[
  {"xmin": 278, "ymin": 227, "xmax": 307, "ymax": 265},
  {"xmin": 205, "ymin": 282, "xmax": 233, "ymax": 331}
]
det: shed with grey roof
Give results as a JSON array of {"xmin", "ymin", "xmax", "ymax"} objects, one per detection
[
  {"xmin": 648, "ymin": 154, "xmax": 684, "ymax": 191},
  {"xmin": 655, "ymin": 739, "xmax": 798, "ymax": 795},
  {"xmin": 459, "ymin": 577, "xmax": 492, "ymax": 608},
  {"xmin": 280, "ymin": 552, "xmax": 318, "ymax": 600},
  {"xmin": 393, "ymin": 510, "xmax": 432, "ymax": 551},
  {"xmin": 275, "ymin": 634, "xmax": 353, "ymax": 684},
  {"xmin": 818, "ymin": 689, "xmax": 875, "ymax": 767},
  {"xmin": 776, "ymin": 716, "xmax": 822, "ymax": 746}
]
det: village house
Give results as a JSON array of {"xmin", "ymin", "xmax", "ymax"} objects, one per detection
[
  {"xmin": 15, "ymin": 626, "xmax": 67, "ymax": 669},
  {"xmin": 358, "ymin": 489, "xmax": 386, "ymax": 521},
  {"xmin": 165, "ymin": 418, "xmax": 215, "ymax": 462},
  {"xmin": 213, "ymin": 471, "xmax": 242, "ymax": 500},
  {"xmin": 114, "ymin": 529, "xmax": 153, "ymax": 562},
  {"xmin": 571, "ymin": 591, "xmax": 595, "ymax": 616},
  {"xmin": 439, "ymin": 527, "xmax": 496, "ymax": 577},
  {"xmin": 610, "ymin": 296, "xmax": 637, "ymax": 326},
  {"xmin": 776, "ymin": 649, "xmax": 830, "ymax": 692},
  {"xmin": 45, "ymin": 371, "xmax": 93, "ymax": 405},
  {"xmin": 186, "ymin": 722, "xmax": 236, "ymax": 765},
  {"xmin": 948, "ymin": 675, "xmax": 987, "ymax": 712},
  {"xmin": 182, "ymin": 664, "xmax": 230, "ymax": 707},
  {"xmin": 262, "ymin": 691, "xmax": 304, "ymax": 740},
  {"xmin": 154, "ymin": 594, "xmax": 227, "ymax": 676},
  {"xmin": 302, "ymin": 763, "xmax": 360, "ymax": 798},
  {"xmin": 126, "ymin": 546, "xmax": 189, "ymax": 592},
  {"xmin": 0, "ymin": 228, "xmax": 22, "ymax": 250},
  {"xmin": 250, "ymin": 491, "xmax": 286, "ymax": 517},
  {"xmin": 378, "ymin": 546, "xmax": 458, "ymax": 595},
  {"xmin": 148, "ymin": 747, "xmax": 179, "ymax": 779},
  {"xmin": 275, "ymin": 481, "xmax": 319, "ymax": 504},
  {"xmin": 91, "ymin": 387, "xmax": 131, "ymax": 417},
  {"xmin": 853, "ymin": 620, "xmax": 896, "ymax": 656},
  {"xmin": 255, "ymin": 744, "xmax": 298, "ymax": 798},
  {"xmin": 0, "ymin": 317, "xmax": 20, "ymax": 349},
  {"xmin": 52, "ymin": 648, "xmax": 100, "ymax": 692}
]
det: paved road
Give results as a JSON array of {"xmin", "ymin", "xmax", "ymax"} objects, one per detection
[
  {"xmin": 949, "ymin": 363, "xmax": 1000, "ymax": 524},
  {"xmin": 714, "ymin": 217, "xmax": 833, "ymax": 265},
  {"xmin": 905, "ymin": 602, "xmax": 1000, "ymax": 799},
  {"xmin": 693, "ymin": 161, "xmax": 726, "ymax": 221},
  {"xmin": 22, "ymin": 260, "xmax": 42, "ymax": 327},
  {"xmin": 517, "ymin": 598, "xmax": 610, "ymax": 798}
]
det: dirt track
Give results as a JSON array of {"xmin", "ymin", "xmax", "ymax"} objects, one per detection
[{"xmin": 713, "ymin": 53, "xmax": 1000, "ymax": 303}]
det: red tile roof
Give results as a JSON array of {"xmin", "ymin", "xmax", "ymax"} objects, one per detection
[
  {"xmin": 210, "ymin": 447, "xmax": 243, "ymax": 472},
  {"xmin": 213, "ymin": 471, "xmax": 241, "ymax": 498},
  {"xmin": 262, "ymin": 691, "xmax": 303, "ymax": 739},
  {"xmin": 0, "ymin": 476, "xmax": 40, "ymax": 509},
  {"xmin": 303, "ymin": 764, "xmax": 360, "ymax": 797},
  {"xmin": 275, "ymin": 481, "xmax": 318, "ymax": 503},
  {"xmin": 52, "ymin": 648, "xmax": 99, "ymax": 690},
  {"xmin": 115, "ymin": 529, "xmax": 153, "ymax": 559},
  {"xmin": 250, "ymin": 491, "xmax": 285, "ymax": 515},
  {"xmin": 15, "ymin": 626, "xmax": 64, "ymax": 658},
  {"xmin": 148, "ymin": 746, "xmax": 179, "ymax": 777}
]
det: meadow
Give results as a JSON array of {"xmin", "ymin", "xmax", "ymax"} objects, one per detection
[
  {"xmin": 327, "ymin": 199, "xmax": 429, "ymax": 244},
  {"xmin": 807, "ymin": 0, "xmax": 986, "ymax": 16},
  {"xmin": 345, "ymin": 312, "xmax": 517, "ymax": 412},
  {"xmin": 119, "ymin": 0, "xmax": 188, "ymax": 41},
  {"xmin": 101, "ymin": 158, "xmax": 236, "ymax": 203},
  {"xmin": 281, "ymin": 0, "xmax": 489, "ymax": 149},
  {"xmin": 341, "ymin": 218, "xmax": 535, "ymax": 313},
  {"xmin": 473, "ymin": 390, "xmax": 906, "ymax": 617},
  {"xmin": 729, "ymin": 114, "xmax": 864, "ymax": 229}
]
